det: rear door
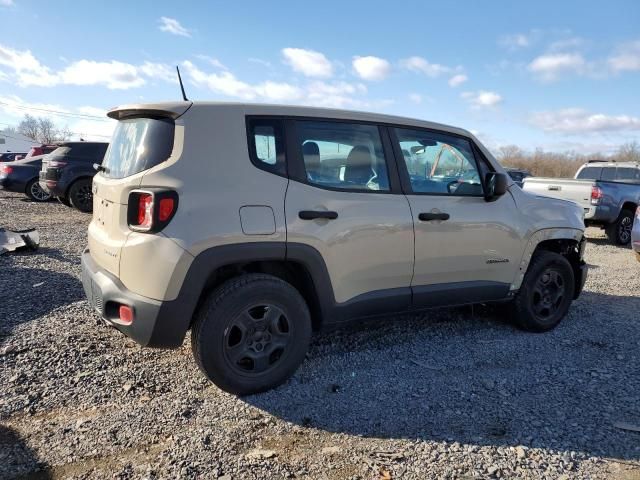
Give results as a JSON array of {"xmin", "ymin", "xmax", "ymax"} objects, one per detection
[
  {"xmin": 389, "ymin": 126, "xmax": 523, "ymax": 305},
  {"xmin": 284, "ymin": 119, "xmax": 414, "ymax": 310}
]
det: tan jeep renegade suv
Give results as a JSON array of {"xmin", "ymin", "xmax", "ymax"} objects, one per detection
[{"xmin": 82, "ymin": 101, "xmax": 587, "ymax": 395}]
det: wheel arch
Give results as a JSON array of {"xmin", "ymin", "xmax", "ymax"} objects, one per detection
[
  {"xmin": 168, "ymin": 243, "xmax": 333, "ymax": 334},
  {"xmin": 513, "ymin": 228, "xmax": 585, "ymax": 297}
]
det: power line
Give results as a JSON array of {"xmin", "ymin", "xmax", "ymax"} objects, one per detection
[
  {"xmin": 1, "ymin": 125, "xmax": 112, "ymax": 141},
  {"xmin": 0, "ymin": 101, "xmax": 112, "ymax": 122}
]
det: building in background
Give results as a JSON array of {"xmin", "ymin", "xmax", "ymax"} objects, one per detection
[{"xmin": 0, "ymin": 129, "xmax": 40, "ymax": 153}]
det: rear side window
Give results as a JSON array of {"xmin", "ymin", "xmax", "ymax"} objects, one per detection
[
  {"xmin": 52, "ymin": 143, "xmax": 108, "ymax": 162},
  {"xmin": 601, "ymin": 167, "xmax": 616, "ymax": 181},
  {"xmin": 616, "ymin": 167, "xmax": 640, "ymax": 183},
  {"xmin": 247, "ymin": 118, "xmax": 286, "ymax": 176},
  {"xmin": 295, "ymin": 120, "xmax": 390, "ymax": 192},
  {"xmin": 576, "ymin": 167, "xmax": 602, "ymax": 180},
  {"xmin": 102, "ymin": 117, "xmax": 174, "ymax": 179}
]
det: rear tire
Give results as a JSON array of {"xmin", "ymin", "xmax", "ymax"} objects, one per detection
[
  {"xmin": 511, "ymin": 251, "xmax": 575, "ymax": 332},
  {"xmin": 25, "ymin": 179, "xmax": 51, "ymax": 202},
  {"xmin": 191, "ymin": 274, "xmax": 311, "ymax": 395},
  {"xmin": 605, "ymin": 209, "xmax": 634, "ymax": 245},
  {"xmin": 57, "ymin": 196, "xmax": 71, "ymax": 207},
  {"xmin": 68, "ymin": 179, "xmax": 93, "ymax": 213}
]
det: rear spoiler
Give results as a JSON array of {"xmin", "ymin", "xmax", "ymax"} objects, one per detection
[{"xmin": 107, "ymin": 101, "xmax": 193, "ymax": 121}]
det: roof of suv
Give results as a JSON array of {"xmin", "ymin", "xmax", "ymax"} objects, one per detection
[{"xmin": 108, "ymin": 101, "xmax": 474, "ymax": 139}]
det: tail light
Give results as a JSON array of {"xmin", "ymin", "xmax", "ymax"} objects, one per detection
[
  {"xmin": 0, "ymin": 165, "xmax": 13, "ymax": 175},
  {"xmin": 590, "ymin": 186, "xmax": 603, "ymax": 205},
  {"xmin": 48, "ymin": 160, "xmax": 67, "ymax": 168},
  {"xmin": 127, "ymin": 190, "xmax": 178, "ymax": 233}
]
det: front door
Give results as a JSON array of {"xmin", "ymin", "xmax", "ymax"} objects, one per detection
[{"xmin": 390, "ymin": 126, "xmax": 523, "ymax": 305}]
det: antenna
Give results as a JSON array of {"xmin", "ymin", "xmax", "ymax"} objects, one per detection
[{"xmin": 176, "ymin": 66, "xmax": 189, "ymax": 101}]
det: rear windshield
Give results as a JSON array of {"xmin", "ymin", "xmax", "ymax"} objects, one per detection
[
  {"xmin": 576, "ymin": 166, "xmax": 602, "ymax": 180},
  {"xmin": 102, "ymin": 117, "xmax": 174, "ymax": 179},
  {"xmin": 50, "ymin": 143, "xmax": 108, "ymax": 161}
]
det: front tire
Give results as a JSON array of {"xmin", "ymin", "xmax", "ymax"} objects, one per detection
[
  {"xmin": 68, "ymin": 179, "xmax": 93, "ymax": 213},
  {"xmin": 25, "ymin": 179, "xmax": 51, "ymax": 202},
  {"xmin": 191, "ymin": 274, "xmax": 312, "ymax": 395},
  {"xmin": 511, "ymin": 251, "xmax": 575, "ymax": 332},
  {"xmin": 605, "ymin": 209, "xmax": 634, "ymax": 245}
]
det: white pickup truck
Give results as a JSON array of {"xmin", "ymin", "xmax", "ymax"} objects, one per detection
[{"xmin": 523, "ymin": 160, "xmax": 640, "ymax": 245}]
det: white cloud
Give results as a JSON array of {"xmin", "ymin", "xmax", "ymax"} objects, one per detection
[
  {"xmin": 400, "ymin": 56, "xmax": 452, "ymax": 77},
  {"xmin": 0, "ymin": 43, "xmax": 57, "ymax": 86},
  {"xmin": 0, "ymin": 0, "xmax": 15, "ymax": 6},
  {"xmin": 527, "ymin": 53, "xmax": 585, "ymax": 81},
  {"xmin": 140, "ymin": 62, "xmax": 178, "ymax": 84},
  {"xmin": 306, "ymin": 81, "xmax": 367, "ymax": 108},
  {"xmin": 529, "ymin": 108, "xmax": 640, "ymax": 134},
  {"xmin": 248, "ymin": 57, "xmax": 272, "ymax": 68},
  {"xmin": 158, "ymin": 17, "xmax": 192, "ymax": 37},
  {"xmin": 59, "ymin": 60, "xmax": 146, "ymax": 89},
  {"xmin": 194, "ymin": 54, "xmax": 227, "ymax": 70},
  {"xmin": 0, "ymin": 43, "xmax": 182, "ymax": 90},
  {"xmin": 499, "ymin": 33, "xmax": 531, "ymax": 50},
  {"xmin": 408, "ymin": 93, "xmax": 422, "ymax": 104},
  {"xmin": 461, "ymin": 90, "xmax": 502, "ymax": 109},
  {"xmin": 352, "ymin": 56, "xmax": 390, "ymax": 81},
  {"xmin": 448, "ymin": 74, "xmax": 468, "ymax": 87},
  {"xmin": 282, "ymin": 48, "xmax": 333, "ymax": 78},
  {"xmin": 608, "ymin": 40, "xmax": 640, "ymax": 72},
  {"xmin": 183, "ymin": 60, "xmax": 303, "ymax": 101}
]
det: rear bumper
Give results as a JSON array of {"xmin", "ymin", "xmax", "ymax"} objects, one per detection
[
  {"xmin": 39, "ymin": 170, "xmax": 66, "ymax": 196},
  {"xmin": 81, "ymin": 248, "xmax": 189, "ymax": 348}
]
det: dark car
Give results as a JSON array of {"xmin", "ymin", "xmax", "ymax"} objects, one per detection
[
  {"xmin": 39, "ymin": 142, "xmax": 109, "ymax": 212},
  {"xmin": 505, "ymin": 168, "xmax": 531, "ymax": 188},
  {"xmin": 0, "ymin": 155, "xmax": 51, "ymax": 202},
  {"xmin": 0, "ymin": 152, "xmax": 28, "ymax": 163}
]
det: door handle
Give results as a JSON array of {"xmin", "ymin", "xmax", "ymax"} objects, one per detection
[
  {"xmin": 419, "ymin": 212, "xmax": 450, "ymax": 221},
  {"xmin": 299, "ymin": 210, "xmax": 338, "ymax": 220}
]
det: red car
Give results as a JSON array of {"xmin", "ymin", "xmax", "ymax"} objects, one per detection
[{"xmin": 23, "ymin": 144, "xmax": 58, "ymax": 159}]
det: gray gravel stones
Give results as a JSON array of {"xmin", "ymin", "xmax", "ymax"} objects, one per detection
[{"xmin": 1, "ymin": 190, "xmax": 639, "ymax": 479}]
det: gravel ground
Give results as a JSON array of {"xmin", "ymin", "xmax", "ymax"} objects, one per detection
[{"xmin": 1, "ymin": 189, "xmax": 639, "ymax": 480}]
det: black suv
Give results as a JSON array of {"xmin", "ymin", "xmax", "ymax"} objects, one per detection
[{"xmin": 39, "ymin": 142, "xmax": 109, "ymax": 212}]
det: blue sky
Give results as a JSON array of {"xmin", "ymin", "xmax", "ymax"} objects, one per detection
[{"xmin": 1, "ymin": 0, "xmax": 639, "ymax": 154}]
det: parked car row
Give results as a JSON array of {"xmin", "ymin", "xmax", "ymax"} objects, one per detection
[
  {"xmin": 522, "ymin": 160, "xmax": 640, "ymax": 245},
  {"xmin": 0, "ymin": 141, "xmax": 108, "ymax": 212}
]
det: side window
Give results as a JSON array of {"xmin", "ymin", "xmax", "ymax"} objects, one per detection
[
  {"xmin": 601, "ymin": 167, "xmax": 616, "ymax": 181},
  {"xmin": 394, "ymin": 127, "xmax": 483, "ymax": 196},
  {"xmin": 247, "ymin": 118, "xmax": 286, "ymax": 176},
  {"xmin": 616, "ymin": 167, "xmax": 640, "ymax": 183},
  {"xmin": 295, "ymin": 120, "xmax": 390, "ymax": 192},
  {"xmin": 576, "ymin": 167, "xmax": 602, "ymax": 180}
]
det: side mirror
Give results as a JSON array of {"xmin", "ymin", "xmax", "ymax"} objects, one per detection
[{"xmin": 485, "ymin": 172, "xmax": 508, "ymax": 201}]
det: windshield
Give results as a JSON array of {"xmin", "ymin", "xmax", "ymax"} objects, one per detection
[{"xmin": 102, "ymin": 117, "xmax": 174, "ymax": 179}]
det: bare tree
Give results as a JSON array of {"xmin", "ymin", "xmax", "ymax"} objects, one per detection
[
  {"xmin": 17, "ymin": 114, "xmax": 72, "ymax": 143},
  {"xmin": 616, "ymin": 142, "xmax": 640, "ymax": 163},
  {"xmin": 18, "ymin": 114, "xmax": 40, "ymax": 141}
]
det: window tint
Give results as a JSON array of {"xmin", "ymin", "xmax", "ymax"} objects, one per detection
[
  {"xmin": 616, "ymin": 167, "xmax": 640, "ymax": 183},
  {"xmin": 102, "ymin": 117, "xmax": 174, "ymax": 179},
  {"xmin": 601, "ymin": 167, "xmax": 616, "ymax": 181},
  {"xmin": 247, "ymin": 118, "xmax": 286, "ymax": 176},
  {"xmin": 394, "ymin": 127, "xmax": 483, "ymax": 196},
  {"xmin": 576, "ymin": 166, "xmax": 602, "ymax": 180},
  {"xmin": 296, "ymin": 120, "xmax": 390, "ymax": 192}
]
